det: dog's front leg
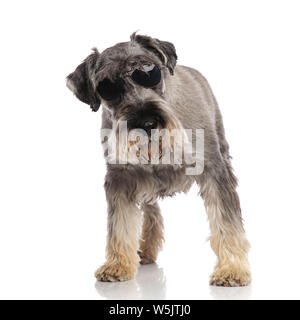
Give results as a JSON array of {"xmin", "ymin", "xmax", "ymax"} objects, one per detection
[
  {"xmin": 95, "ymin": 178, "xmax": 142, "ymax": 282},
  {"xmin": 199, "ymin": 165, "xmax": 251, "ymax": 287}
]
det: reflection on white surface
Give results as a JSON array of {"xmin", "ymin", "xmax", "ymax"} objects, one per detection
[
  {"xmin": 95, "ymin": 264, "xmax": 166, "ymax": 300},
  {"xmin": 210, "ymin": 285, "xmax": 252, "ymax": 300}
]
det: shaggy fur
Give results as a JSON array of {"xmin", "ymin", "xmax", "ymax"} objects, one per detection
[
  {"xmin": 66, "ymin": 33, "xmax": 251, "ymax": 287},
  {"xmin": 139, "ymin": 202, "xmax": 164, "ymax": 265}
]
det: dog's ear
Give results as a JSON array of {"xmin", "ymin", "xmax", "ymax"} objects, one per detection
[
  {"xmin": 132, "ymin": 33, "xmax": 177, "ymax": 75},
  {"xmin": 66, "ymin": 52, "xmax": 101, "ymax": 112}
]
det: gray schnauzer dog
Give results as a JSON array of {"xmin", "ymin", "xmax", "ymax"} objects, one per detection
[{"xmin": 66, "ymin": 33, "xmax": 251, "ymax": 287}]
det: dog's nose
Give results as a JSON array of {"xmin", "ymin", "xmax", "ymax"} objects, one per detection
[{"xmin": 143, "ymin": 119, "xmax": 158, "ymax": 135}]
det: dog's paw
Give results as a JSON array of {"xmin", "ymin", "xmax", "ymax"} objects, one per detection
[
  {"xmin": 139, "ymin": 257, "xmax": 156, "ymax": 265},
  {"xmin": 210, "ymin": 266, "xmax": 251, "ymax": 287},
  {"xmin": 95, "ymin": 262, "xmax": 136, "ymax": 282},
  {"xmin": 138, "ymin": 252, "xmax": 156, "ymax": 265}
]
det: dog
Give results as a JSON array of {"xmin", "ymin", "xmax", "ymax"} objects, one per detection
[{"xmin": 66, "ymin": 33, "xmax": 251, "ymax": 287}]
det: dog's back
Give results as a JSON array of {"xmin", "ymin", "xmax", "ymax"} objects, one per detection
[{"xmin": 166, "ymin": 65, "xmax": 230, "ymax": 160}]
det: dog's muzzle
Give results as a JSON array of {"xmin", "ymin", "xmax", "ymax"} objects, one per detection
[
  {"xmin": 142, "ymin": 119, "xmax": 158, "ymax": 136},
  {"xmin": 126, "ymin": 104, "xmax": 166, "ymax": 136}
]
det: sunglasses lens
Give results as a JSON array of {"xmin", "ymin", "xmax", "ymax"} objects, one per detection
[
  {"xmin": 97, "ymin": 77, "xmax": 125, "ymax": 100},
  {"xmin": 131, "ymin": 65, "xmax": 161, "ymax": 88}
]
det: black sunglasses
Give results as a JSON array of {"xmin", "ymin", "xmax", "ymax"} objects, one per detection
[{"xmin": 97, "ymin": 64, "xmax": 161, "ymax": 101}]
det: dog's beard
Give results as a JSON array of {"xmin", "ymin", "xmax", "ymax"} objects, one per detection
[
  {"xmin": 111, "ymin": 114, "xmax": 190, "ymax": 165},
  {"xmin": 102, "ymin": 99, "xmax": 202, "ymax": 169}
]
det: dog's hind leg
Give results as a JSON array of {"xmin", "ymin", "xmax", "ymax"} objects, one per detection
[
  {"xmin": 197, "ymin": 156, "xmax": 251, "ymax": 287},
  {"xmin": 138, "ymin": 202, "xmax": 164, "ymax": 264},
  {"xmin": 95, "ymin": 175, "xmax": 142, "ymax": 282}
]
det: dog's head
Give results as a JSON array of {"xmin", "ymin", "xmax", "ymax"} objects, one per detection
[
  {"xmin": 67, "ymin": 33, "xmax": 187, "ymax": 164},
  {"xmin": 67, "ymin": 33, "xmax": 177, "ymax": 124}
]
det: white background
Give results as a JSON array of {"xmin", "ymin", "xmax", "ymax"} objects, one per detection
[{"xmin": 0, "ymin": 0, "xmax": 299, "ymax": 300}]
